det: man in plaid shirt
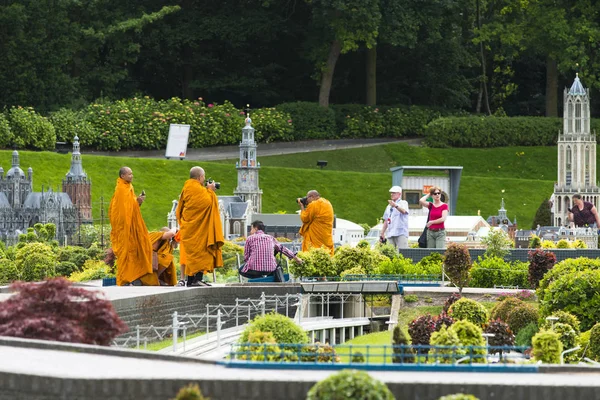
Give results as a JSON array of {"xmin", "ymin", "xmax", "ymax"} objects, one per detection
[{"xmin": 239, "ymin": 220, "xmax": 301, "ymax": 280}]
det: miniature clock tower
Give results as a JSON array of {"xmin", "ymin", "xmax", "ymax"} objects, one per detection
[{"xmin": 234, "ymin": 108, "xmax": 262, "ymax": 212}]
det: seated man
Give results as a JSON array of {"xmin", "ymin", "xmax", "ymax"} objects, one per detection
[{"xmin": 239, "ymin": 220, "xmax": 301, "ymax": 281}]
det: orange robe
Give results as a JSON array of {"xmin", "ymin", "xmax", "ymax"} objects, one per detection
[
  {"xmin": 175, "ymin": 230, "xmax": 187, "ymax": 277},
  {"xmin": 109, "ymin": 178, "xmax": 158, "ymax": 286},
  {"xmin": 176, "ymin": 179, "xmax": 224, "ymax": 276},
  {"xmin": 149, "ymin": 231, "xmax": 177, "ymax": 286},
  {"xmin": 299, "ymin": 197, "xmax": 334, "ymax": 255}
]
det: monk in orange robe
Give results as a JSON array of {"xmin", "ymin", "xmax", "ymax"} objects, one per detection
[
  {"xmin": 109, "ymin": 167, "xmax": 158, "ymax": 286},
  {"xmin": 149, "ymin": 227, "xmax": 178, "ymax": 286},
  {"xmin": 174, "ymin": 230, "xmax": 187, "ymax": 286},
  {"xmin": 298, "ymin": 190, "xmax": 335, "ymax": 255},
  {"xmin": 176, "ymin": 166, "xmax": 224, "ymax": 286}
]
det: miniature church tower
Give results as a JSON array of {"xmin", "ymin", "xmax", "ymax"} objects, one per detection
[
  {"xmin": 62, "ymin": 136, "xmax": 93, "ymax": 224},
  {"xmin": 234, "ymin": 108, "xmax": 262, "ymax": 212},
  {"xmin": 553, "ymin": 74, "xmax": 599, "ymax": 226}
]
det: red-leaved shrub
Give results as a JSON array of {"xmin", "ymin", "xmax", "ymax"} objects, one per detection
[
  {"xmin": 0, "ymin": 277, "xmax": 127, "ymax": 345},
  {"xmin": 528, "ymin": 249, "xmax": 556, "ymax": 289}
]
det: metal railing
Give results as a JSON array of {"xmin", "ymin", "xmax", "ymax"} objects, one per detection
[
  {"xmin": 223, "ymin": 343, "xmax": 536, "ymax": 371},
  {"xmin": 301, "ymin": 274, "xmax": 442, "ymax": 283}
]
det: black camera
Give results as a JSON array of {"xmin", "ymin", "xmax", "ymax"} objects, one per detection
[
  {"xmin": 206, "ymin": 178, "xmax": 221, "ymax": 190},
  {"xmin": 298, "ymin": 197, "xmax": 308, "ymax": 207}
]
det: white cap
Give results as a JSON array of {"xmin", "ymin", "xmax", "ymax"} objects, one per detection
[{"xmin": 389, "ymin": 186, "xmax": 402, "ymax": 193}]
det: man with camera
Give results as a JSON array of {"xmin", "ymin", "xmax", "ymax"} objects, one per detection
[
  {"xmin": 239, "ymin": 220, "xmax": 302, "ymax": 281},
  {"xmin": 298, "ymin": 190, "xmax": 334, "ymax": 255},
  {"xmin": 109, "ymin": 166, "xmax": 159, "ymax": 286},
  {"xmin": 379, "ymin": 186, "xmax": 409, "ymax": 250},
  {"xmin": 176, "ymin": 166, "xmax": 224, "ymax": 287}
]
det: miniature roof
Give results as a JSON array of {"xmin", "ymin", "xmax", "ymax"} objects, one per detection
[{"xmin": 568, "ymin": 73, "xmax": 586, "ymax": 95}]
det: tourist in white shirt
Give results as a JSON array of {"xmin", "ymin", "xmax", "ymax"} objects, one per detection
[{"xmin": 379, "ymin": 186, "xmax": 409, "ymax": 250}]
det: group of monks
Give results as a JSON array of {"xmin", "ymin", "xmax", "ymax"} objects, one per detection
[
  {"xmin": 108, "ymin": 166, "xmax": 224, "ymax": 286},
  {"xmin": 108, "ymin": 166, "xmax": 335, "ymax": 287}
]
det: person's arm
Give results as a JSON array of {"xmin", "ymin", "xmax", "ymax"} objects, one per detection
[
  {"xmin": 396, "ymin": 200, "xmax": 409, "ymax": 214},
  {"xmin": 244, "ymin": 237, "xmax": 252, "ymax": 263},
  {"xmin": 591, "ymin": 206, "xmax": 600, "ymax": 227},
  {"xmin": 273, "ymin": 238, "xmax": 300, "ymax": 262},
  {"xmin": 300, "ymin": 203, "xmax": 313, "ymax": 223},
  {"xmin": 419, "ymin": 193, "xmax": 430, "ymax": 208},
  {"xmin": 427, "ymin": 208, "xmax": 449, "ymax": 227}
]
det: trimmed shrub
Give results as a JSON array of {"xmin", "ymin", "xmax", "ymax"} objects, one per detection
[
  {"xmin": 576, "ymin": 329, "xmax": 592, "ymax": 361},
  {"xmin": 239, "ymin": 313, "xmax": 308, "ymax": 351},
  {"xmin": 589, "ymin": 323, "xmax": 600, "ymax": 361},
  {"xmin": 532, "ymin": 330, "xmax": 562, "ymax": 364},
  {"xmin": 444, "ymin": 243, "xmax": 472, "ymax": 293},
  {"xmin": 392, "ymin": 325, "xmax": 414, "ymax": 363},
  {"xmin": 448, "ymin": 298, "xmax": 489, "ymax": 327},
  {"xmin": 49, "ymin": 108, "xmax": 97, "ymax": 145},
  {"xmin": 538, "ymin": 268, "xmax": 600, "ymax": 331},
  {"xmin": 438, "ymin": 395, "xmax": 480, "ymax": 400},
  {"xmin": 449, "ymin": 320, "xmax": 486, "ymax": 362},
  {"xmin": 0, "ymin": 112, "xmax": 14, "ymax": 148},
  {"xmin": 351, "ymin": 352, "xmax": 365, "ymax": 363},
  {"xmin": 238, "ymin": 331, "xmax": 281, "ymax": 361},
  {"xmin": 373, "ymin": 255, "xmax": 413, "ymax": 275},
  {"xmin": 0, "ymin": 259, "xmax": 19, "ymax": 284},
  {"xmin": 537, "ymin": 257, "xmax": 600, "ymax": 293},
  {"xmin": 289, "ymin": 248, "xmax": 334, "ymax": 278},
  {"xmin": 442, "ymin": 293, "xmax": 461, "ymax": 314},
  {"xmin": 16, "ymin": 242, "xmax": 57, "ymax": 282},
  {"xmin": 7, "ymin": 106, "xmax": 56, "ymax": 150},
  {"xmin": 333, "ymin": 245, "xmax": 382, "ymax": 275},
  {"xmin": 408, "ymin": 314, "xmax": 436, "ymax": 350},
  {"xmin": 528, "ymin": 249, "xmax": 556, "ymax": 289},
  {"xmin": 375, "ymin": 243, "xmax": 401, "ymax": 261},
  {"xmin": 551, "ymin": 322, "xmax": 578, "ymax": 362},
  {"xmin": 540, "ymin": 311, "xmax": 581, "ymax": 334},
  {"xmin": 171, "ymin": 383, "xmax": 208, "ymax": 400},
  {"xmin": 415, "ymin": 252, "xmax": 443, "ymax": 275},
  {"xmin": 481, "ymin": 228, "xmax": 513, "ymax": 259},
  {"xmin": 490, "ymin": 297, "xmax": 525, "ymax": 322},
  {"xmin": 470, "ymin": 258, "xmax": 528, "ymax": 288},
  {"xmin": 306, "ymin": 370, "xmax": 395, "ymax": 400},
  {"xmin": 340, "ymin": 266, "xmax": 367, "ymax": 278},
  {"xmin": 275, "ymin": 102, "xmax": 336, "ymax": 140},
  {"xmin": 515, "ymin": 322, "xmax": 538, "ymax": 348},
  {"xmin": 68, "ymin": 260, "xmax": 114, "ymax": 282},
  {"xmin": 485, "ymin": 319, "xmax": 514, "ymax": 355},
  {"xmin": 430, "ymin": 325, "xmax": 464, "ymax": 363},
  {"xmin": 56, "ymin": 262, "xmax": 79, "ymax": 278},
  {"xmin": 506, "ymin": 304, "xmax": 539, "ymax": 335}
]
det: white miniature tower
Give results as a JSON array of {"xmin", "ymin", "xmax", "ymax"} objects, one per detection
[
  {"xmin": 553, "ymin": 74, "xmax": 599, "ymax": 227},
  {"xmin": 234, "ymin": 106, "xmax": 262, "ymax": 212}
]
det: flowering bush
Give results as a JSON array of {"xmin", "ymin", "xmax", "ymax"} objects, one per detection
[{"xmin": 8, "ymin": 106, "xmax": 56, "ymax": 150}]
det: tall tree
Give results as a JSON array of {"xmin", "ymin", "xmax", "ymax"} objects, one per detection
[{"xmin": 306, "ymin": 0, "xmax": 381, "ymax": 107}]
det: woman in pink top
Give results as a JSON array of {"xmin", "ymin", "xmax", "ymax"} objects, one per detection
[{"xmin": 419, "ymin": 186, "xmax": 449, "ymax": 248}]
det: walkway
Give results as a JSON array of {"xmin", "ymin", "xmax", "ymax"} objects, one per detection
[{"xmin": 83, "ymin": 137, "xmax": 422, "ymax": 161}]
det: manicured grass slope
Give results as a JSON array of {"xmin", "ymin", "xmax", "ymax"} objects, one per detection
[{"xmin": 0, "ymin": 143, "xmax": 558, "ymax": 230}]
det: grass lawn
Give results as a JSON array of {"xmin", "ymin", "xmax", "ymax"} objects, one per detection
[
  {"xmin": 142, "ymin": 330, "xmax": 205, "ymax": 351},
  {"xmin": 0, "ymin": 142, "xmax": 560, "ymax": 230},
  {"xmin": 335, "ymin": 330, "xmax": 393, "ymax": 363}
]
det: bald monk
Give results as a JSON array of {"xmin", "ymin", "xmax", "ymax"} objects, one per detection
[
  {"xmin": 176, "ymin": 166, "xmax": 224, "ymax": 286},
  {"xmin": 149, "ymin": 227, "xmax": 178, "ymax": 286},
  {"xmin": 109, "ymin": 167, "xmax": 158, "ymax": 286},
  {"xmin": 298, "ymin": 190, "xmax": 335, "ymax": 255}
]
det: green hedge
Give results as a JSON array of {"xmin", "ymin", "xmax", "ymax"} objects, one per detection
[{"xmin": 424, "ymin": 115, "xmax": 600, "ymax": 148}]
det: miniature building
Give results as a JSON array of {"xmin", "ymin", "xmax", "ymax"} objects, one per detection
[
  {"xmin": 486, "ymin": 198, "xmax": 518, "ymax": 239},
  {"xmin": 0, "ymin": 138, "xmax": 90, "ymax": 245},
  {"xmin": 553, "ymin": 74, "xmax": 600, "ymax": 226}
]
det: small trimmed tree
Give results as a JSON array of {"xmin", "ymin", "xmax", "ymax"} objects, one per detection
[
  {"xmin": 443, "ymin": 243, "xmax": 472, "ymax": 294},
  {"xmin": 0, "ymin": 277, "xmax": 127, "ymax": 345},
  {"xmin": 531, "ymin": 198, "xmax": 552, "ymax": 229},
  {"xmin": 306, "ymin": 370, "xmax": 395, "ymax": 400},
  {"xmin": 528, "ymin": 249, "xmax": 556, "ymax": 289}
]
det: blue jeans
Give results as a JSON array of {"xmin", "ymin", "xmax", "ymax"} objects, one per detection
[{"xmin": 427, "ymin": 229, "xmax": 446, "ymax": 249}]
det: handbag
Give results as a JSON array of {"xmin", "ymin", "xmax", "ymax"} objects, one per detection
[{"xmin": 418, "ymin": 207, "xmax": 431, "ymax": 248}]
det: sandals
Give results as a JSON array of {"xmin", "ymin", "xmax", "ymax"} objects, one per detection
[{"xmin": 176, "ymin": 280, "xmax": 186, "ymax": 287}]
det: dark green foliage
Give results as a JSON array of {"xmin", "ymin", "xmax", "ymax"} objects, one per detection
[
  {"xmin": 538, "ymin": 268, "xmax": 600, "ymax": 331},
  {"xmin": 442, "ymin": 293, "xmax": 461, "ymax": 314},
  {"xmin": 416, "ymin": 252, "xmax": 444, "ymax": 275},
  {"xmin": 528, "ymin": 249, "xmax": 556, "ymax": 289},
  {"xmin": 15, "ymin": 243, "xmax": 57, "ymax": 282},
  {"xmin": 490, "ymin": 297, "xmax": 526, "ymax": 322},
  {"xmin": 424, "ymin": 116, "xmax": 561, "ymax": 148},
  {"xmin": 532, "ymin": 330, "xmax": 562, "ymax": 364},
  {"xmin": 448, "ymin": 298, "xmax": 489, "ymax": 327},
  {"xmin": 7, "ymin": 107, "xmax": 56, "ymax": 150},
  {"xmin": 531, "ymin": 198, "xmax": 552, "ymax": 229},
  {"xmin": 392, "ymin": 325, "xmax": 414, "ymax": 363},
  {"xmin": 484, "ymin": 319, "xmax": 515, "ymax": 352},
  {"xmin": 376, "ymin": 243, "xmax": 399, "ymax": 260},
  {"xmin": 444, "ymin": 243, "xmax": 472, "ymax": 293},
  {"xmin": 551, "ymin": 323, "xmax": 578, "ymax": 362},
  {"xmin": 57, "ymin": 246, "xmax": 90, "ymax": 270},
  {"xmin": 171, "ymin": 383, "xmax": 208, "ymax": 400},
  {"xmin": 333, "ymin": 245, "xmax": 381, "ymax": 275},
  {"xmin": 537, "ymin": 257, "xmax": 600, "ymax": 293},
  {"xmin": 351, "ymin": 352, "xmax": 365, "ymax": 363},
  {"xmin": 239, "ymin": 313, "xmax": 308, "ymax": 351},
  {"xmin": 506, "ymin": 304, "xmax": 539, "ymax": 335},
  {"xmin": 450, "ymin": 320, "xmax": 486, "ymax": 363},
  {"xmin": 306, "ymin": 370, "xmax": 395, "ymax": 400},
  {"xmin": 275, "ymin": 102, "xmax": 336, "ymax": 140},
  {"xmin": 56, "ymin": 262, "xmax": 79, "ymax": 278},
  {"xmin": 408, "ymin": 314, "xmax": 436, "ymax": 349},
  {"xmin": 515, "ymin": 322, "xmax": 538, "ymax": 348}
]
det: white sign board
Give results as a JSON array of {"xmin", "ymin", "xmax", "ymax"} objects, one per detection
[{"xmin": 165, "ymin": 124, "xmax": 190, "ymax": 159}]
